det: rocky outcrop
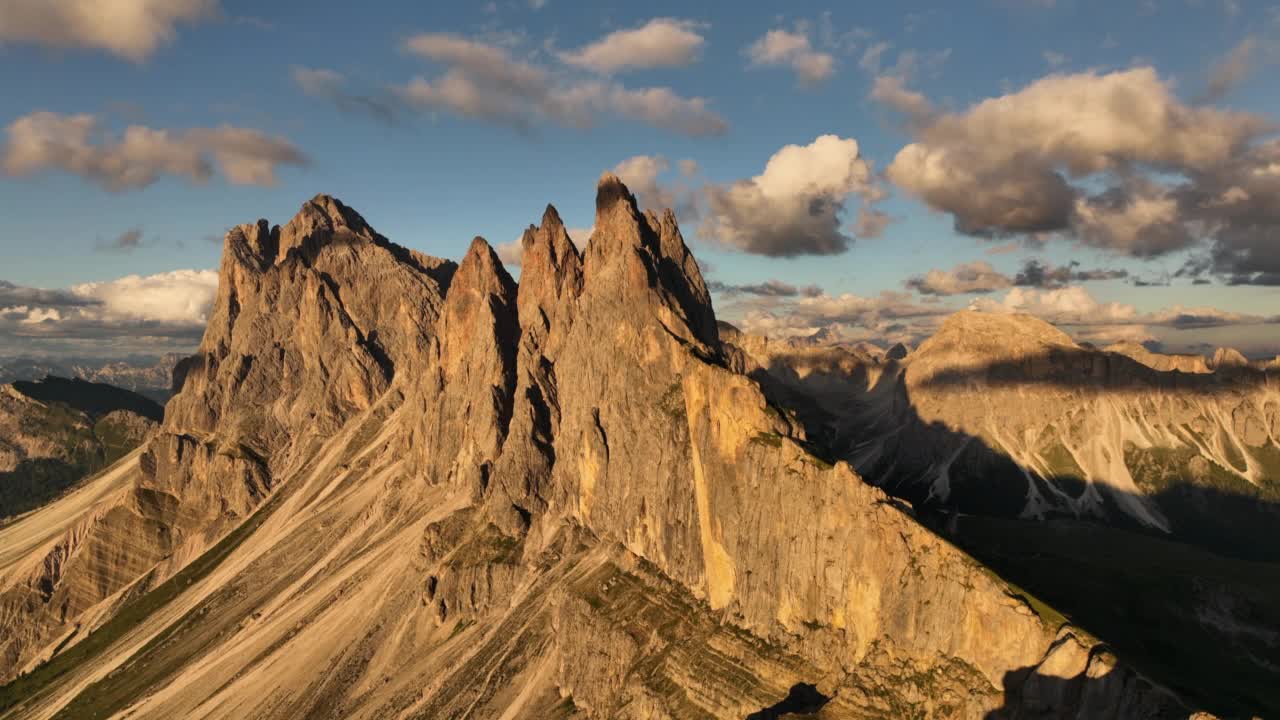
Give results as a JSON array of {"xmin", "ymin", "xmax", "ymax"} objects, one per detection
[
  {"xmin": 1105, "ymin": 341, "xmax": 1210, "ymax": 374},
  {"xmin": 1210, "ymin": 346, "xmax": 1250, "ymax": 370},
  {"xmin": 0, "ymin": 181, "xmax": 1207, "ymax": 718}
]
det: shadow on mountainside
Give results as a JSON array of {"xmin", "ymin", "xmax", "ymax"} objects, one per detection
[
  {"xmin": 913, "ymin": 345, "xmax": 1277, "ymax": 395},
  {"xmin": 12, "ymin": 376, "xmax": 164, "ymax": 421},
  {"xmin": 736, "ymin": 349, "xmax": 1280, "ymax": 718},
  {"xmin": 983, "ymin": 660, "xmax": 1192, "ymax": 720}
]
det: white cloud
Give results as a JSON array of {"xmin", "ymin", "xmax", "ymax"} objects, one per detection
[
  {"xmin": 699, "ymin": 134, "xmax": 888, "ymax": 256},
  {"xmin": 968, "ymin": 285, "xmax": 1262, "ymax": 340},
  {"xmin": 970, "ymin": 285, "xmax": 1139, "ymax": 325},
  {"xmin": 3, "ymin": 111, "xmax": 307, "ymax": 191},
  {"xmin": 906, "ymin": 261, "xmax": 1013, "ymax": 296},
  {"xmin": 0, "ymin": 270, "xmax": 217, "ymax": 355},
  {"xmin": 746, "ymin": 27, "xmax": 835, "ymax": 85},
  {"xmin": 399, "ymin": 33, "xmax": 726, "ymax": 136},
  {"xmin": 728, "ymin": 288, "xmax": 947, "ymax": 346},
  {"xmin": 0, "ymin": 0, "xmax": 217, "ymax": 61},
  {"xmin": 558, "ymin": 18, "xmax": 705, "ymax": 74},
  {"xmin": 495, "ymin": 238, "xmax": 524, "ymax": 267},
  {"xmin": 71, "ymin": 270, "xmax": 217, "ymax": 326}
]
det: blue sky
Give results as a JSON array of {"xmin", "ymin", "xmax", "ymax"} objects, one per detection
[{"xmin": 2, "ymin": 0, "xmax": 1279, "ymax": 358}]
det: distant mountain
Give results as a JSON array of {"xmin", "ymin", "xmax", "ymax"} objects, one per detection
[
  {"xmin": 0, "ymin": 184, "xmax": 1241, "ymax": 718},
  {"xmin": 0, "ymin": 377, "xmax": 160, "ymax": 519},
  {"xmin": 732, "ymin": 310, "xmax": 1280, "ymax": 558},
  {"xmin": 0, "ymin": 354, "xmax": 183, "ymax": 404}
]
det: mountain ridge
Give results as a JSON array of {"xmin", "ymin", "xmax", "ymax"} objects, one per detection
[{"xmin": 0, "ymin": 179, "xmax": 1209, "ymax": 718}]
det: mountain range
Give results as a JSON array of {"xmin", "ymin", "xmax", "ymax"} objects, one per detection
[
  {"xmin": 0, "ymin": 177, "xmax": 1274, "ymax": 718},
  {"xmin": 0, "ymin": 357, "xmax": 183, "ymax": 405}
]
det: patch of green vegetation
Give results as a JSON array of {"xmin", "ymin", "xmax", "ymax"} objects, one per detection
[
  {"xmin": 447, "ymin": 618, "xmax": 474, "ymax": 640},
  {"xmin": 0, "ymin": 475, "xmax": 293, "ymax": 718},
  {"xmin": 1253, "ymin": 442, "xmax": 1280, "ymax": 486},
  {"xmin": 658, "ymin": 382, "xmax": 685, "ymax": 422},
  {"xmin": 798, "ymin": 453, "xmax": 833, "ymax": 470},
  {"xmin": 92, "ymin": 416, "xmax": 138, "ymax": 466},
  {"xmin": 1040, "ymin": 441, "xmax": 1083, "ymax": 479},
  {"xmin": 750, "ymin": 431, "xmax": 783, "ymax": 448},
  {"xmin": 449, "ymin": 524, "xmax": 523, "ymax": 568},
  {"xmin": 1219, "ymin": 428, "xmax": 1249, "ymax": 474}
]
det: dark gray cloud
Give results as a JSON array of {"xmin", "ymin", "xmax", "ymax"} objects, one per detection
[
  {"xmin": 96, "ymin": 228, "xmax": 145, "ymax": 253},
  {"xmin": 708, "ymin": 279, "xmax": 822, "ymax": 297},
  {"xmin": 0, "ymin": 280, "xmax": 98, "ymax": 308},
  {"xmin": 291, "ymin": 67, "xmax": 405, "ymax": 125},
  {"xmin": 1014, "ymin": 259, "xmax": 1128, "ymax": 288}
]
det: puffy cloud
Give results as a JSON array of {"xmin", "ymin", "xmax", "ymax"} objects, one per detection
[
  {"xmin": 746, "ymin": 27, "xmax": 835, "ymax": 85},
  {"xmin": 728, "ymin": 289, "xmax": 947, "ymax": 346},
  {"xmin": 905, "ymin": 261, "xmax": 1013, "ymax": 296},
  {"xmin": 291, "ymin": 66, "xmax": 402, "ymax": 124},
  {"xmin": 699, "ymin": 135, "xmax": 888, "ymax": 256},
  {"xmin": 969, "ymin": 285, "xmax": 1264, "ymax": 346},
  {"xmin": 885, "ymin": 66, "xmax": 1280, "ymax": 283},
  {"xmin": 0, "ymin": 0, "xmax": 217, "ymax": 61},
  {"xmin": 970, "ymin": 286, "xmax": 1139, "ymax": 326},
  {"xmin": 3, "ymin": 111, "xmax": 307, "ymax": 191},
  {"xmin": 0, "ymin": 270, "xmax": 217, "ymax": 355},
  {"xmin": 399, "ymin": 33, "xmax": 726, "ymax": 136},
  {"xmin": 558, "ymin": 18, "xmax": 705, "ymax": 74},
  {"xmin": 495, "ymin": 238, "xmax": 524, "ymax": 267},
  {"xmin": 70, "ymin": 270, "xmax": 217, "ymax": 327}
]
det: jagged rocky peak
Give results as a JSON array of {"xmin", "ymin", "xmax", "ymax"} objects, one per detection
[
  {"xmin": 587, "ymin": 171, "xmax": 648, "ymax": 265},
  {"xmin": 1210, "ymin": 346, "xmax": 1249, "ymax": 370},
  {"xmin": 452, "ymin": 236, "xmax": 517, "ymax": 297},
  {"xmin": 514, "ymin": 203, "xmax": 586, "ymax": 345},
  {"xmin": 580, "ymin": 172, "xmax": 719, "ymax": 350},
  {"xmin": 276, "ymin": 193, "xmax": 377, "ymax": 261}
]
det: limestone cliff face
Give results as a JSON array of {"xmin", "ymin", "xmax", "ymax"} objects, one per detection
[{"xmin": 0, "ymin": 181, "xmax": 1201, "ymax": 718}]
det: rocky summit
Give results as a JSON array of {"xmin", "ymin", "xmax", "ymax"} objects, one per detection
[{"xmin": 0, "ymin": 178, "xmax": 1251, "ymax": 719}]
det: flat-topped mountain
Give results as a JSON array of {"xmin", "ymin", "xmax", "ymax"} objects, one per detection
[{"xmin": 0, "ymin": 180, "xmax": 1243, "ymax": 718}]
